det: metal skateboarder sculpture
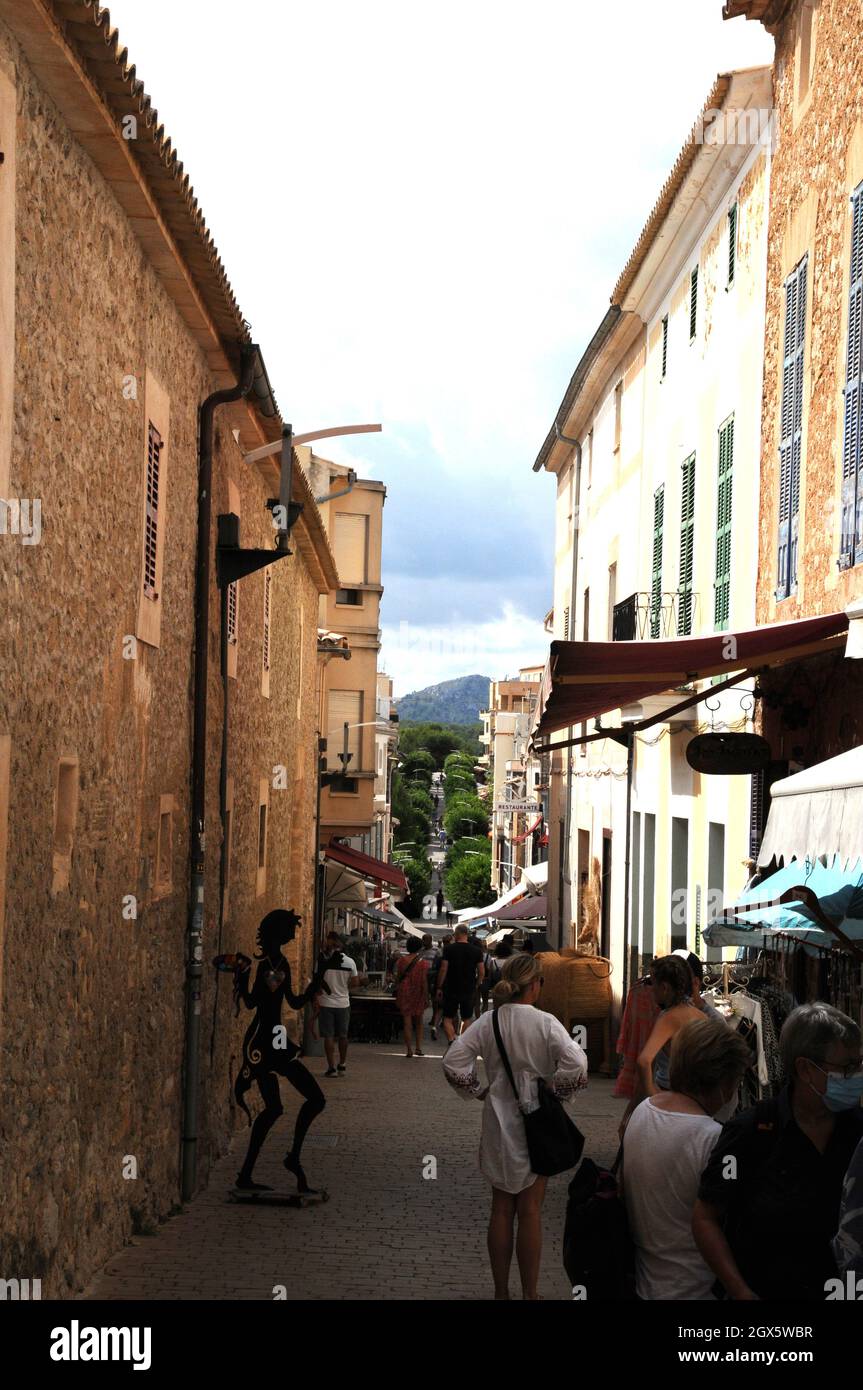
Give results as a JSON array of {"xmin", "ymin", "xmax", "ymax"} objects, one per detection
[{"xmin": 215, "ymin": 908, "xmax": 328, "ymax": 1198}]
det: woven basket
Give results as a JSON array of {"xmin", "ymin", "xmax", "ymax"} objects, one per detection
[{"xmin": 537, "ymin": 951, "xmax": 613, "ymax": 1026}]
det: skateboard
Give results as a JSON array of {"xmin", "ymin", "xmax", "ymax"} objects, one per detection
[{"xmin": 227, "ymin": 1187, "xmax": 330, "ymax": 1208}]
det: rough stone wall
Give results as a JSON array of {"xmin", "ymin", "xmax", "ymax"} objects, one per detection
[
  {"xmin": 0, "ymin": 18, "xmax": 322, "ymax": 1294},
  {"xmin": 757, "ymin": 0, "xmax": 863, "ymax": 624}
]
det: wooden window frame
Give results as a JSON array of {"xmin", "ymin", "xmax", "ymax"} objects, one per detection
[
  {"xmin": 840, "ymin": 182, "xmax": 863, "ymax": 570},
  {"xmin": 715, "ymin": 417, "xmax": 735, "ymax": 631},
  {"xmin": 689, "ymin": 268, "xmax": 698, "ymax": 341},
  {"xmin": 153, "ymin": 793, "xmax": 175, "ymax": 900},
  {"xmin": 650, "ymin": 486, "xmax": 664, "ymax": 639},
  {"xmin": 678, "ymin": 455, "xmax": 696, "ymax": 636},
  {"xmin": 728, "ymin": 202, "xmax": 738, "ymax": 288},
  {"xmin": 136, "ymin": 371, "xmax": 171, "ymax": 648},
  {"xmin": 52, "ymin": 755, "xmax": 79, "ymax": 895},
  {"xmin": 256, "ymin": 777, "xmax": 269, "ymax": 898},
  {"xmin": 776, "ymin": 257, "xmax": 808, "ymax": 599},
  {"xmin": 661, "ymin": 316, "xmax": 669, "ymax": 378},
  {"xmin": 261, "ymin": 565, "xmax": 272, "ymax": 699}
]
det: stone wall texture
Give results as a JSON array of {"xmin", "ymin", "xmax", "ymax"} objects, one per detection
[
  {"xmin": 757, "ymin": 0, "xmax": 863, "ymax": 619},
  {"xmin": 0, "ymin": 17, "xmax": 325, "ymax": 1294}
]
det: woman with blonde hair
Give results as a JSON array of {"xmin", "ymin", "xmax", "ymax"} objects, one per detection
[{"xmin": 444, "ymin": 953, "xmax": 588, "ymax": 1300}]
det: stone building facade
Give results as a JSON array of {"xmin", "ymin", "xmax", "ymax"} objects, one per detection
[
  {"xmin": 725, "ymin": 0, "xmax": 863, "ymax": 825},
  {"xmin": 0, "ymin": 1, "xmax": 337, "ymax": 1295}
]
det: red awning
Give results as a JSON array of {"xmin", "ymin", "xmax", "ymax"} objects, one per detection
[
  {"xmin": 532, "ymin": 612, "xmax": 848, "ymax": 742},
  {"xmin": 323, "ymin": 839, "xmax": 408, "ymax": 894}
]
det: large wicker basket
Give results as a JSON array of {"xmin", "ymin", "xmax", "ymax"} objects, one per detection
[{"xmin": 537, "ymin": 949, "xmax": 612, "ymax": 1027}]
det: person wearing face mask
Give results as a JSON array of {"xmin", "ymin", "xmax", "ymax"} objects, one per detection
[
  {"xmin": 693, "ymin": 1002, "xmax": 863, "ymax": 1301},
  {"xmin": 623, "ymin": 1017, "xmax": 752, "ymax": 1299}
]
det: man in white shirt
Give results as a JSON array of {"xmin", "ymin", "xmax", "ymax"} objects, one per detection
[{"xmin": 316, "ymin": 931, "xmax": 365, "ymax": 1077}]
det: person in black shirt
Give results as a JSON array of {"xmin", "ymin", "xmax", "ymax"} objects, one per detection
[
  {"xmin": 694, "ymin": 1001, "xmax": 863, "ymax": 1300},
  {"xmin": 436, "ymin": 924, "xmax": 485, "ymax": 1042}
]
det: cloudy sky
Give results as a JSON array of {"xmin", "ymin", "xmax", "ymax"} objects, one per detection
[{"xmin": 105, "ymin": 0, "xmax": 772, "ymax": 696}]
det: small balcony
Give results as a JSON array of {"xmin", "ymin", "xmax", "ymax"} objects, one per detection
[{"xmin": 612, "ymin": 590, "xmax": 701, "ymax": 641}]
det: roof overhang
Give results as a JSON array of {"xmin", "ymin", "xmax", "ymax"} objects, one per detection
[
  {"xmin": 722, "ymin": 0, "xmax": 793, "ymax": 31},
  {"xmin": 531, "ymin": 612, "xmax": 850, "ymax": 747}
]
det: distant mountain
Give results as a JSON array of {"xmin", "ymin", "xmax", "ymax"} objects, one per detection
[{"xmin": 397, "ymin": 674, "xmax": 490, "ymax": 726}]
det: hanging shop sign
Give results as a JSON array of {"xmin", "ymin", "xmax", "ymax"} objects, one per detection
[{"xmin": 686, "ymin": 732, "xmax": 771, "ymax": 776}]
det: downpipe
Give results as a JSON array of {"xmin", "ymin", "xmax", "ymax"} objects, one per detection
[{"xmin": 182, "ymin": 350, "xmax": 257, "ymax": 1203}]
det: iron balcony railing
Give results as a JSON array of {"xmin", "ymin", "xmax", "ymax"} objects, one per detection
[{"xmin": 612, "ymin": 590, "xmax": 701, "ymax": 641}]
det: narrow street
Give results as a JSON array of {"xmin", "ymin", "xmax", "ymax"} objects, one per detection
[{"xmin": 82, "ymin": 1039, "xmax": 623, "ymax": 1302}]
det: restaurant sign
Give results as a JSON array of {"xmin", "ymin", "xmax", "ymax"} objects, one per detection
[{"xmin": 686, "ymin": 732, "xmax": 770, "ymax": 776}]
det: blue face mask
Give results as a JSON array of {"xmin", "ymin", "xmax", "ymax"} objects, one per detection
[{"xmin": 810, "ymin": 1064, "xmax": 863, "ymax": 1112}]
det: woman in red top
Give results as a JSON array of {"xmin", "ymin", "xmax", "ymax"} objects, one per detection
[{"xmin": 394, "ymin": 937, "xmax": 430, "ymax": 1057}]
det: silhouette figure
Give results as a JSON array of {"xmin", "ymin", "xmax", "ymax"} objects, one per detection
[{"xmin": 227, "ymin": 909, "xmax": 327, "ymax": 1194}]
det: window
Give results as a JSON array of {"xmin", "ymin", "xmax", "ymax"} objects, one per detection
[
  {"xmin": 840, "ymin": 183, "xmax": 863, "ymax": 570},
  {"xmin": 650, "ymin": 486, "xmax": 664, "ymax": 639},
  {"xmin": 333, "ymin": 513, "xmax": 369, "ymax": 585},
  {"xmin": 0, "ymin": 735, "xmax": 10, "ymax": 1003},
  {"xmin": 689, "ymin": 268, "xmax": 698, "ymax": 341},
  {"xmin": 256, "ymin": 778, "xmax": 269, "ymax": 897},
  {"xmin": 0, "ymin": 70, "xmax": 16, "ymax": 502},
  {"xmin": 562, "ymin": 606, "xmax": 570, "ymax": 641},
  {"xmin": 777, "ymin": 256, "xmax": 808, "ymax": 599},
  {"xmin": 670, "ymin": 816, "xmax": 689, "ymax": 952},
  {"xmin": 154, "ymin": 794, "xmax": 174, "ymax": 897},
  {"xmin": 678, "ymin": 454, "xmax": 696, "ymax": 636},
  {"xmin": 661, "ymin": 316, "xmax": 669, "ymax": 378},
  {"xmin": 336, "ymin": 589, "xmax": 362, "ymax": 605},
  {"xmin": 143, "ymin": 423, "xmax": 163, "ymax": 599},
  {"xmin": 613, "ymin": 381, "xmax": 623, "ymax": 452},
  {"xmin": 52, "ymin": 756, "xmax": 79, "ymax": 895},
  {"xmin": 607, "ymin": 563, "xmax": 617, "ymax": 640},
  {"xmin": 226, "ymin": 586, "xmax": 237, "ymax": 650},
  {"xmin": 728, "ymin": 202, "xmax": 738, "ymax": 287},
  {"xmin": 715, "ymin": 417, "xmax": 734, "ymax": 630},
  {"xmin": 261, "ymin": 565, "xmax": 272, "ymax": 699},
  {"xmin": 327, "ymin": 689, "xmax": 362, "ymax": 773},
  {"xmin": 582, "ymin": 587, "xmax": 590, "ymax": 641},
  {"xmin": 797, "ymin": 0, "xmax": 817, "ymax": 108},
  {"xmin": 136, "ymin": 371, "xmax": 170, "ymax": 648},
  {"xmin": 223, "ymin": 777, "xmax": 234, "ymax": 923}
]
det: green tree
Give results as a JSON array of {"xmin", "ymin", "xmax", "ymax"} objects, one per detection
[
  {"xmin": 407, "ymin": 786, "xmax": 434, "ymax": 818},
  {"xmin": 446, "ymin": 836, "xmax": 491, "ymax": 869},
  {"xmin": 402, "ymin": 749, "xmax": 435, "ymax": 778},
  {"xmin": 445, "ymin": 853, "xmax": 494, "ymax": 911},
  {"xmin": 444, "ymin": 794, "xmax": 488, "ymax": 839},
  {"xmin": 397, "ymin": 854, "xmax": 432, "ymax": 917}
]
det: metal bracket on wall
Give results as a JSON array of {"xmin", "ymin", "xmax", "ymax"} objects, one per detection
[{"xmin": 215, "ymin": 512, "xmax": 294, "ymax": 588}]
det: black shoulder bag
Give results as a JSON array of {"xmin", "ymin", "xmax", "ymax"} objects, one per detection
[{"xmin": 492, "ymin": 1006, "xmax": 585, "ymax": 1178}]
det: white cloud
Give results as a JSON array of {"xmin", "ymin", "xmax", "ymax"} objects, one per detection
[
  {"xmin": 381, "ymin": 602, "xmax": 548, "ymax": 697},
  {"xmin": 104, "ymin": 1, "xmax": 773, "ymax": 695}
]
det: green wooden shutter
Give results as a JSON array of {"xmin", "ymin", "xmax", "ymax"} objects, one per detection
[
  {"xmin": 650, "ymin": 485, "xmax": 664, "ymax": 639},
  {"xmin": 728, "ymin": 202, "xmax": 738, "ymax": 286},
  {"xmin": 689, "ymin": 268, "xmax": 698, "ymax": 341},
  {"xmin": 715, "ymin": 417, "xmax": 734, "ymax": 631},
  {"xmin": 777, "ymin": 256, "xmax": 807, "ymax": 598},
  {"xmin": 678, "ymin": 455, "xmax": 696, "ymax": 635},
  {"xmin": 661, "ymin": 315, "xmax": 668, "ymax": 379},
  {"xmin": 840, "ymin": 184, "xmax": 863, "ymax": 569}
]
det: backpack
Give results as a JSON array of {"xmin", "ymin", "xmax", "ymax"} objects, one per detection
[
  {"xmin": 563, "ymin": 1150, "xmax": 636, "ymax": 1301},
  {"xmin": 483, "ymin": 953, "xmax": 501, "ymax": 991}
]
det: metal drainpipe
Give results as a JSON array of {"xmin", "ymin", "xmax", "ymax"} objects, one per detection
[
  {"xmin": 314, "ymin": 470, "xmax": 357, "ymax": 506},
  {"xmin": 183, "ymin": 350, "xmax": 257, "ymax": 1203},
  {"xmin": 559, "ymin": 435, "xmax": 581, "ymax": 951},
  {"xmin": 622, "ymin": 728, "xmax": 635, "ymax": 1006}
]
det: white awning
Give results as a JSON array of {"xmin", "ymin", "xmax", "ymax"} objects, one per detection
[
  {"xmin": 759, "ymin": 744, "xmax": 863, "ymax": 867},
  {"xmin": 390, "ymin": 905, "xmax": 424, "ymax": 938},
  {"xmin": 519, "ymin": 859, "xmax": 549, "ymax": 891},
  {"xmin": 457, "ymin": 879, "xmax": 527, "ymax": 924}
]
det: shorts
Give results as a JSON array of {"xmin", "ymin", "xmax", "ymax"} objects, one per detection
[
  {"xmin": 442, "ymin": 992, "xmax": 475, "ymax": 1023},
  {"xmin": 318, "ymin": 1006, "xmax": 350, "ymax": 1039}
]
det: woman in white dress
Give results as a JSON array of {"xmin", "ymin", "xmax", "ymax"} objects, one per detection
[{"xmin": 444, "ymin": 954, "xmax": 588, "ymax": 1300}]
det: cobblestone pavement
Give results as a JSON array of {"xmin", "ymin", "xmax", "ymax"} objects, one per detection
[{"xmin": 83, "ymin": 1036, "xmax": 626, "ymax": 1302}]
